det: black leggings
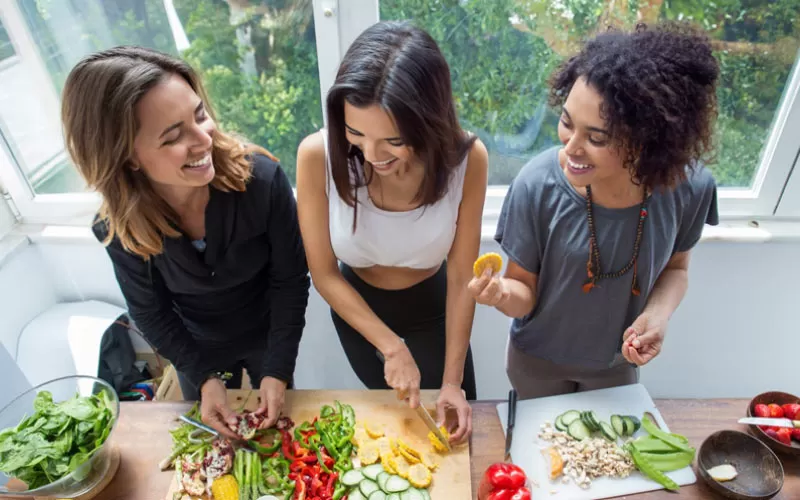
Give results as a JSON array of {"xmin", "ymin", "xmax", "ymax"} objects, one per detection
[{"xmin": 331, "ymin": 262, "xmax": 477, "ymax": 400}]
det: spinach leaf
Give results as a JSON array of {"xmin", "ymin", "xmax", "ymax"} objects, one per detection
[{"xmin": 0, "ymin": 389, "xmax": 116, "ymax": 490}]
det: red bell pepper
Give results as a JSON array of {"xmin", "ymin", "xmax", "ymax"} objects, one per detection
[{"xmin": 478, "ymin": 463, "xmax": 531, "ymax": 500}]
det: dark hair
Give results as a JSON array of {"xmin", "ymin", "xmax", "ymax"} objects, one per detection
[
  {"xmin": 549, "ymin": 21, "xmax": 719, "ymax": 190},
  {"xmin": 326, "ymin": 21, "xmax": 476, "ymax": 230}
]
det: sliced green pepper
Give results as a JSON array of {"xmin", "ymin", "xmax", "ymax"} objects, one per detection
[{"xmin": 626, "ymin": 443, "xmax": 680, "ymax": 491}]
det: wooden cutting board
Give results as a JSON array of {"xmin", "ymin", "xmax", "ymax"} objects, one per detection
[
  {"xmin": 165, "ymin": 389, "xmax": 471, "ymax": 499},
  {"xmin": 496, "ymin": 384, "xmax": 696, "ymax": 499}
]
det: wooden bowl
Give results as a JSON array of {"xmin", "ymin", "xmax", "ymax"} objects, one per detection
[
  {"xmin": 697, "ymin": 430, "xmax": 784, "ymax": 500},
  {"xmin": 746, "ymin": 391, "xmax": 800, "ymax": 455}
]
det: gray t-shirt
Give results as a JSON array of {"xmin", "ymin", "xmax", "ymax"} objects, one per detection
[{"xmin": 495, "ymin": 146, "xmax": 719, "ymax": 369}]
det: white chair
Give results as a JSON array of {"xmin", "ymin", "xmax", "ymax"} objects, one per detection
[{"xmin": 14, "ymin": 300, "xmax": 127, "ymax": 388}]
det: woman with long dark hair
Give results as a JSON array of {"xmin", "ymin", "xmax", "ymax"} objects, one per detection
[{"xmin": 296, "ymin": 21, "xmax": 488, "ymax": 443}]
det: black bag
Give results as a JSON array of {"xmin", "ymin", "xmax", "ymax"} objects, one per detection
[{"xmin": 97, "ymin": 314, "xmax": 149, "ymax": 394}]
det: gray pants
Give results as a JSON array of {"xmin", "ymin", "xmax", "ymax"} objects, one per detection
[{"xmin": 505, "ymin": 339, "xmax": 638, "ymax": 400}]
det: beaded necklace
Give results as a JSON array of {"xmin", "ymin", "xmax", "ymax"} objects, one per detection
[{"xmin": 582, "ymin": 184, "xmax": 649, "ymax": 296}]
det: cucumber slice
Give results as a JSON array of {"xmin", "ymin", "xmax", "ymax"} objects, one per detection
[
  {"xmin": 610, "ymin": 415, "xmax": 625, "ymax": 437},
  {"xmin": 377, "ymin": 472, "xmax": 390, "ymax": 492},
  {"xmin": 587, "ymin": 411, "xmax": 601, "ymax": 431},
  {"xmin": 567, "ymin": 419, "xmax": 591, "ymax": 441},
  {"xmin": 362, "ymin": 464, "xmax": 385, "ymax": 481},
  {"xmin": 554, "ymin": 415, "xmax": 567, "ymax": 431},
  {"xmin": 369, "ymin": 491, "xmax": 388, "ymax": 500},
  {"xmin": 387, "ymin": 494, "xmax": 402, "ymax": 500},
  {"xmin": 349, "ymin": 489, "xmax": 367, "ymax": 500},
  {"xmin": 560, "ymin": 410, "xmax": 581, "ymax": 426},
  {"xmin": 342, "ymin": 469, "xmax": 365, "ymax": 486},
  {"xmin": 581, "ymin": 411, "xmax": 598, "ymax": 432},
  {"xmin": 360, "ymin": 479, "xmax": 381, "ymax": 497},
  {"xmin": 628, "ymin": 415, "xmax": 642, "ymax": 433},
  {"xmin": 385, "ymin": 475, "xmax": 411, "ymax": 493},
  {"xmin": 622, "ymin": 416, "xmax": 635, "ymax": 436},
  {"xmin": 400, "ymin": 489, "xmax": 425, "ymax": 500},
  {"xmin": 599, "ymin": 421, "xmax": 617, "ymax": 441},
  {"xmin": 420, "ymin": 489, "xmax": 432, "ymax": 500}
]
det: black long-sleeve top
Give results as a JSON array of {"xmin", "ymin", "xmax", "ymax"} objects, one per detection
[{"xmin": 93, "ymin": 154, "xmax": 310, "ymax": 390}]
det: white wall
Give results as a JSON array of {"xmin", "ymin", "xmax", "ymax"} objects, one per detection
[
  {"xmin": 27, "ymin": 235, "xmax": 800, "ymax": 400},
  {"xmin": 0, "ymin": 242, "xmax": 58, "ymax": 358}
]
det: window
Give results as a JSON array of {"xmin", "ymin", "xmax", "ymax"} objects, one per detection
[
  {"xmin": 378, "ymin": 0, "xmax": 800, "ymax": 217},
  {"xmin": 0, "ymin": 0, "xmax": 798, "ymax": 224},
  {"xmin": 0, "ymin": 0, "xmax": 321, "ymax": 223}
]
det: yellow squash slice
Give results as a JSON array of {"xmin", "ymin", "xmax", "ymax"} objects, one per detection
[
  {"xmin": 408, "ymin": 463, "xmax": 433, "ymax": 488},
  {"xmin": 473, "ymin": 252, "xmax": 503, "ymax": 277}
]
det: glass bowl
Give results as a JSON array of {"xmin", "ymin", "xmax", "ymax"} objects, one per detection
[{"xmin": 0, "ymin": 375, "xmax": 120, "ymax": 498}]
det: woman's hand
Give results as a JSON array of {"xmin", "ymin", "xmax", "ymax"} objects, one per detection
[
  {"xmin": 199, "ymin": 378, "xmax": 239, "ymax": 440},
  {"xmin": 467, "ymin": 267, "xmax": 510, "ymax": 307},
  {"xmin": 255, "ymin": 376, "xmax": 287, "ymax": 429},
  {"xmin": 436, "ymin": 384, "xmax": 473, "ymax": 444},
  {"xmin": 622, "ymin": 312, "xmax": 666, "ymax": 366},
  {"xmin": 384, "ymin": 344, "xmax": 422, "ymax": 409}
]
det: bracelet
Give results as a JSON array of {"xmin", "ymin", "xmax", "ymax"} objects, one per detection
[{"xmin": 442, "ymin": 382, "xmax": 462, "ymax": 390}]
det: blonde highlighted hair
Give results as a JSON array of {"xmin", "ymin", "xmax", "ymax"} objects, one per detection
[{"xmin": 62, "ymin": 46, "xmax": 274, "ymax": 259}]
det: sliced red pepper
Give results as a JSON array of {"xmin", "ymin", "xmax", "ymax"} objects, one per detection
[
  {"xmin": 282, "ymin": 430, "xmax": 297, "ymax": 461},
  {"xmin": 294, "ymin": 477, "xmax": 307, "ymax": 500}
]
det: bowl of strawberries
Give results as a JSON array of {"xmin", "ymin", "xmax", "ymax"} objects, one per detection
[{"xmin": 746, "ymin": 391, "xmax": 800, "ymax": 456}]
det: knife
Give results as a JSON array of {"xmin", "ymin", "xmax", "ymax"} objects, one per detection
[
  {"xmin": 504, "ymin": 389, "xmax": 518, "ymax": 462},
  {"xmin": 179, "ymin": 414, "xmax": 259, "ymax": 452},
  {"xmin": 739, "ymin": 417, "xmax": 800, "ymax": 428},
  {"xmin": 414, "ymin": 404, "xmax": 453, "ymax": 452}
]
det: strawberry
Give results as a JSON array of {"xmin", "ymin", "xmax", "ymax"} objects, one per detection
[
  {"xmin": 764, "ymin": 428, "xmax": 780, "ymax": 441},
  {"xmin": 792, "ymin": 428, "xmax": 800, "ymax": 442},
  {"xmin": 781, "ymin": 403, "xmax": 800, "ymax": 420},
  {"xmin": 768, "ymin": 404, "xmax": 784, "ymax": 418},
  {"xmin": 775, "ymin": 428, "xmax": 793, "ymax": 446},
  {"xmin": 754, "ymin": 404, "xmax": 770, "ymax": 418}
]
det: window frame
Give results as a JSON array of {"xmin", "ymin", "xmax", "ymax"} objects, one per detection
[{"xmin": 0, "ymin": 0, "xmax": 798, "ymax": 226}]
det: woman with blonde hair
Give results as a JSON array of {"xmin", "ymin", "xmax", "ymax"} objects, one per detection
[{"xmin": 62, "ymin": 46, "xmax": 310, "ymax": 439}]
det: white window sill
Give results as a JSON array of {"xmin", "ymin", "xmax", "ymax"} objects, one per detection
[{"xmin": 0, "ymin": 217, "xmax": 795, "ymax": 266}]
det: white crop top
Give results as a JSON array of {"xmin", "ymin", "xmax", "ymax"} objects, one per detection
[{"xmin": 322, "ymin": 129, "xmax": 469, "ymax": 269}]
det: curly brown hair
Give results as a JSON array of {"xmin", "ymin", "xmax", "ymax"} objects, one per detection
[{"xmin": 549, "ymin": 21, "xmax": 720, "ymax": 190}]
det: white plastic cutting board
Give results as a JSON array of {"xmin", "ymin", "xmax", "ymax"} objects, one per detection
[{"xmin": 496, "ymin": 383, "xmax": 696, "ymax": 499}]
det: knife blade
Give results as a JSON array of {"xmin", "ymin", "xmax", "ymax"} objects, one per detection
[
  {"xmin": 739, "ymin": 417, "xmax": 800, "ymax": 428},
  {"xmin": 414, "ymin": 404, "xmax": 452, "ymax": 452},
  {"xmin": 504, "ymin": 389, "xmax": 518, "ymax": 462}
]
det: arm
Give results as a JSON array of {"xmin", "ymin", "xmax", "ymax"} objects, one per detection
[
  {"xmin": 622, "ymin": 251, "xmax": 691, "ymax": 365},
  {"xmin": 95, "ymin": 228, "xmax": 212, "ymax": 390},
  {"xmin": 295, "ymin": 133, "xmax": 406, "ymax": 359},
  {"xmin": 469, "ymin": 260, "xmax": 539, "ymax": 319},
  {"xmin": 442, "ymin": 140, "xmax": 488, "ymax": 389},
  {"xmin": 261, "ymin": 165, "xmax": 311, "ymax": 385},
  {"xmin": 641, "ymin": 251, "xmax": 690, "ymax": 322}
]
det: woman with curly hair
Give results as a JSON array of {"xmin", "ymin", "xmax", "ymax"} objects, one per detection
[
  {"xmin": 62, "ymin": 46, "xmax": 310, "ymax": 436},
  {"xmin": 468, "ymin": 22, "xmax": 720, "ymax": 398}
]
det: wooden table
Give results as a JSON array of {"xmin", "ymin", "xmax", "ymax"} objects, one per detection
[{"xmin": 99, "ymin": 397, "xmax": 798, "ymax": 500}]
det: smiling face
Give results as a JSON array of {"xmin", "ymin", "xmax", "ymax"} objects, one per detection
[
  {"xmin": 343, "ymin": 102, "xmax": 415, "ymax": 177},
  {"xmin": 557, "ymin": 76, "xmax": 630, "ymax": 190},
  {"xmin": 132, "ymin": 74, "xmax": 216, "ymax": 192}
]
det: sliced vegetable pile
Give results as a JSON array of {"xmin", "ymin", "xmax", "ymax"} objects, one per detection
[
  {"xmin": 341, "ymin": 463, "xmax": 430, "ymax": 500},
  {"xmin": 0, "ymin": 389, "xmax": 116, "ymax": 490},
  {"xmin": 554, "ymin": 409, "xmax": 640, "ymax": 442},
  {"xmin": 542, "ymin": 409, "xmax": 695, "ymax": 492},
  {"xmin": 166, "ymin": 401, "xmax": 357, "ymax": 500},
  {"xmin": 354, "ymin": 421, "xmax": 440, "ymax": 492}
]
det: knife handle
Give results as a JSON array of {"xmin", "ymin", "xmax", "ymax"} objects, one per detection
[{"xmin": 508, "ymin": 389, "xmax": 517, "ymax": 428}]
